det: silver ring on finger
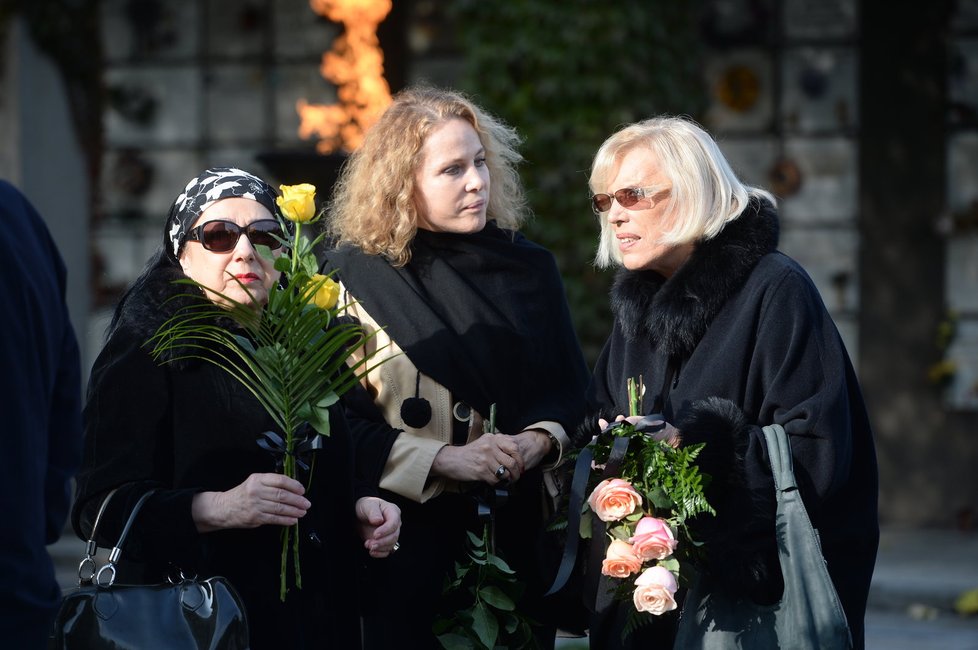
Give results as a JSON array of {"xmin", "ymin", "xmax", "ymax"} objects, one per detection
[{"xmin": 495, "ymin": 464, "xmax": 507, "ymax": 479}]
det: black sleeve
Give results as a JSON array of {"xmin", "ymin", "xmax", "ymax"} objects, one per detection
[
  {"xmin": 340, "ymin": 380, "xmax": 400, "ymax": 494},
  {"xmin": 72, "ymin": 329, "xmax": 202, "ymax": 567}
]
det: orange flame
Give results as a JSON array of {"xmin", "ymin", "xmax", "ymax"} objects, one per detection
[{"xmin": 297, "ymin": 0, "xmax": 393, "ymax": 154}]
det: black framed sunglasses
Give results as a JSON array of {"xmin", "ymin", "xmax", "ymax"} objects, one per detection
[
  {"xmin": 590, "ymin": 185, "xmax": 668, "ymax": 214},
  {"xmin": 185, "ymin": 219, "xmax": 285, "ymax": 253}
]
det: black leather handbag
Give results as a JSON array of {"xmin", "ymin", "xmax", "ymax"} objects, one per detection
[
  {"xmin": 50, "ymin": 488, "xmax": 250, "ymax": 649},
  {"xmin": 673, "ymin": 424, "xmax": 853, "ymax": 650}
]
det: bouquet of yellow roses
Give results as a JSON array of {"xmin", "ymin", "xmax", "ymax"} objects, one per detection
[
  {"xmin": 151, "ymin": 183, "xmax": 383, "ymax": 601},
  {"xmin": 554, "ymin": 378, "xmax": 715, "ymax": 637}
]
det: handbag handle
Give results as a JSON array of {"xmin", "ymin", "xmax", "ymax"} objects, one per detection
[
  {"xmin": 762, "ymin": 423, "xmax": 798, "ymax": 494},
  {"xmin": 77, "ymin": 486, "xmax": 119, "ymax": 584},
  {"xmin": 76, "ymin": 488, "xmax": 158, "ymax": 587}
]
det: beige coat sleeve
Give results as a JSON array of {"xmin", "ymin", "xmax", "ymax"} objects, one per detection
[{"xmin": 337, "ymin": 282, "xmax": 572, "ymax": 505}]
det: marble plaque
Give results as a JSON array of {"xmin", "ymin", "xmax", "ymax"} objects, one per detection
[
  {"xmin": 779, "ymin": 225, "xmax": 860, "ymax": 314},
  {"xmin": 99, "ymin": 149, "xmax": 201, "ymax": 224},
  {"xmin": 778, "ymin": 137, "xmax": 858, "ymax": 224},
  {"xmin": 206, "ymin": 64, "xmax": 269, "ymax": 145},
  {"xmin": 205, "ymin": 0, "xmax": 266, "ymax": 58},
  {"xmin": 781, "ymin": 46, "xmax": 858, "ymax": 133},
  {"xmin": 945, "ymin": 319, "xmax": 978, "ymax": 410},
  {"xmin": 783, "ymin": 0, "xmax": 857, "ymax": 40},
  {"xmin": 717, "ymin": 137, "xmax": 779, "ymax": 189},
  {"xmin": 104, "ymin": 66, "xmax": 201, "ymax": 146},
  {"xmin": 949, "ymin": 39, "xmax": 978, "ymax": 126},
  {"xmin": 948, "ymin": 234, "xmax": 978, "ymax": 314},
  {"xmin": 273, "ymin": 63, "xmax": 340, "ymax": 146},
  {"xmin": 274, "ymin": 0, "xmax": 341, "ymax": 58},
  {"xmin": 702, "ymin": 50, "xmax": 774, "ymax": 133},
  {"xmin": 101, "ymin": 0, "xmax": 199, "ymax": 62}
]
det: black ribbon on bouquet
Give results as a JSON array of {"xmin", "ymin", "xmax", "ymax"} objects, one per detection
[
  {"xmin": 544, "ymin": 415, "xmax": 667, "ymax": 612},
  {"xmin": 256, "ymin": 428, "xmax": 324, "ymax": 473},
  {"xmin": 473, "ymin": 485, "xmax": 510, "ymax": 556}
]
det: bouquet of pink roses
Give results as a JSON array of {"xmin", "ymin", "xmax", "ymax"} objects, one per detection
[{"xmin": 558, "ymin": 378, "xmax": 715, "ymax": 636}]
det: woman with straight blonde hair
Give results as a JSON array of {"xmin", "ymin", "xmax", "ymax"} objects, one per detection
[
  {"xmin": 581, "ymin": 116, "xmax": 878, "ymax": 649},
  {"xmin": 322, "ymin": 85, "xmax": 590, "ymax": 649}
]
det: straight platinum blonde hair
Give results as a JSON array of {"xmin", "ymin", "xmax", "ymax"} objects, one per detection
[
  {"xmin": 589, "ymin": 116, "xmax": 776, "ymax": 268},
  {"xmin": 328, "ymin": 85, "xmax": 529, "ymax": 266}
]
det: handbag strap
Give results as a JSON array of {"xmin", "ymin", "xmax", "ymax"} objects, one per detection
[
  {"xmin": 77, "ymin": 486, "xmax": 120, "ymax": 583},
  {"xmin": 761, "ymin": 423, "xmax": 797, "ymax": 494},
  {"xmin": 86, "ymin": 489, "xmax": 159, "ymax": 587}
]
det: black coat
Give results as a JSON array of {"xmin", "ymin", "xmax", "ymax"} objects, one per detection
[
  {"xmin": 0, "ymin": 180, "xmax": 82, "ymax": 649},
  {"xmin": 586, "ymin": 200, "xmax": 879, "ymax": 649},
  {"xmin": 72, "ymin": 265, "xmax": 368, "ymax": 650},
  {"xmin": 323, "ymin": 224, "xmax": 591, "ymax": 649}
]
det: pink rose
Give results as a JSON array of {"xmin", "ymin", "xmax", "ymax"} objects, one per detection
[
  {"xmin": 601, "ymin": 539, "xmax": 643, "ymax": 578},
  {"xmin": 629, "ymin": 516, "xmax": 677, "ymax": 561},
  {"xmin": 588, "ymin": 478, "xmax": 642, "ymax": 522},
  {"xmin": 632, "ymin": 566, "xmax": 678, "ymax": 615}
]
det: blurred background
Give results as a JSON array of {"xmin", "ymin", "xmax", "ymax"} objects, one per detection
[{"xmin": 1, "ymin": 0, "xmax": 975, "ymax": 536}]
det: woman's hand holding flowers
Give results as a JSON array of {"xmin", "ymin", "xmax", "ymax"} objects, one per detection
[
  {"xmin": 598, "ymin": 414, "xmax": 682, "ymax": 448},
  {"xmin": 191, "ymin": 472, "xmax": 310, "ymax": 532},
  {"xmin": 431, "ymin": 432, "xmax": 524, "ymax": 483},
  {"xmin": 355, "ymin": 496, "xmax": 402, "ymax": 558}
]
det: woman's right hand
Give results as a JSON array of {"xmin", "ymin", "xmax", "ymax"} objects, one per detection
[
  {"xmin": 191, "ymin": 473, "xmax": 311, "ymax": 533},
  {"xmin": 430, "ymin": 432, "xmax": 524, "ymax": 484},
  {"xmin": 598, "ymin": 415, "xmax": 681, "ymax": 448}
]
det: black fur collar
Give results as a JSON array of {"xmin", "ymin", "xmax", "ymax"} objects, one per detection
[
  {"xmin": 111, "ymin": 264, "xmax": 238, "ymax": 369},
  {"xmin": 610, "ymin": 198, "xmax": 780, "ymax": 358},
  {"xmin": 115, "ymin": 265, "xmax": 204, "ymax": 344}
]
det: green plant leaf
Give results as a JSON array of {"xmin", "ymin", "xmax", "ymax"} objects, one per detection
[
  {"xmin": 479, "ymin": 586, "xmax": 515, "ymax": 611},
  {"xmin": 435, "ymin": 632, "xmax": 473, "ymax": 650},
  {"xmin": 486, "ymin": 554, "xmax": 515, "ymax": 574},
  {"xmin": 301, "ymin": 252, "xmax": 319, "ymax": 277},
  {"xmin": 472, "ymin": 602, "xmax": 498, "ymax": 650},
  {"xmin": 303, "ymin": 400, "xmax": 332, "ymax": 436}
]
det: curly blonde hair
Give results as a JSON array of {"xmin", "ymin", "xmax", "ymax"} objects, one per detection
[{"xmin": 327, "ymin": 85, "xmax": 529, "ymax": 266}]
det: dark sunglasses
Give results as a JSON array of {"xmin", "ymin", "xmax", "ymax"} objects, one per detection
[
  {"xmin": 185, "ymin": 219, "xmax": 285, "ymax": 253},
  {"xmin": 590, "ymin": 185, "xmax": 669, "ymax": 214}
]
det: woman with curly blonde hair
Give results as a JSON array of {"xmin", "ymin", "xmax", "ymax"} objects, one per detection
[
  {"xmin": 322, "ymin": 85, "xmax": 589, "ymax": 649},
  {"xmin": 328, "ymin": 85, "xmax": 528, "ymax": 265}
]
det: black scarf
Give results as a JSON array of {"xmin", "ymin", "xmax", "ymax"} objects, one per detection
[{"xmin": 323, "ymin": 222, "xmax": 589, "ymax": 435}]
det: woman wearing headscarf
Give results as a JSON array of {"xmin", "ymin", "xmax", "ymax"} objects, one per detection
[
  {"xmin": 322, "ymin": 86, "xmax": 591, "ymax": 649},
  {"xmin": 72, "ymin": 167, "xmax": 401, "ymax": 649},
  {"xmin": 581, "ymin": 117, "xmax": 879, "ymax": 649}
]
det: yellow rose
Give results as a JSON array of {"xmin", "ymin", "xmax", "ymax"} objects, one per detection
[
  {"xmin": 307, "ymin": 274, "xmax": 340, "ymax": 310},
  {"xmin": 277, "ymin": 183, "xmax": 317, "ymax": 223}
]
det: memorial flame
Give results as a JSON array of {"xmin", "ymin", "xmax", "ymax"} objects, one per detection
[{"xmin": 296, "ymin": 0, "xmax": 393, "ymax": 153}]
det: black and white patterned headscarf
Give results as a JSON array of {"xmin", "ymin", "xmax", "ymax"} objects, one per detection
[{"xmin": 164, "ymin": 167, "xmax": 280, "ymax": 262}]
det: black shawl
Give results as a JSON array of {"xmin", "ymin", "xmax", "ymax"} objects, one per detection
[{"xmin": 323, "ymin": 222, "xmax": 589, "ymax": 436}]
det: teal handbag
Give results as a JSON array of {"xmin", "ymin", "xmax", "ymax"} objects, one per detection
[{"xmin": 673, "ymin": 424, "xmax": 853, "ymax": 650}]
